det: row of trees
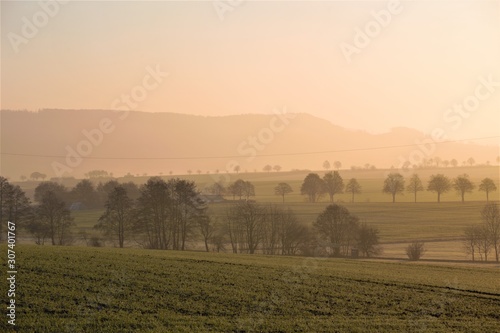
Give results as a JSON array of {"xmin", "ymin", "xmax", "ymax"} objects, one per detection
[
  {"xmin": 383, "ymin": 173, "xmax": 496, "ymax": 203},
  {"xmin": 300, "ymin": 172, "xmax": 361, "ymax": 203}
]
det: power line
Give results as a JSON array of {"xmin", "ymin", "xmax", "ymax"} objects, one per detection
[{"xmin": 1, "ymin": 136, "xmax": 499, "ymax": 160}]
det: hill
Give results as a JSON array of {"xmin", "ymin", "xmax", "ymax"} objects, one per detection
[
  {"xmin": 2, "ymin": 245, "xmax": 499, "ymax": 333},
  {"xmin": 1, "ymin": 109, "xmax": 498, "ymax": 179}
]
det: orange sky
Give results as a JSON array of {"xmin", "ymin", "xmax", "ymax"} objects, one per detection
[{"xmin": 1, "ymin": 0, "xmax": 499, "ymax": 142}]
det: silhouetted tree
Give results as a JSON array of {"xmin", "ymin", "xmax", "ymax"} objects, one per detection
[
  {"xmin": 95, "ymin": 185, "xmax": 134, "ymax": 248},
  {"xmin": 334, "ymin": 161, "xmax": 342, "ymax": 170},
  {"xmin": 453, "ymin": 174, "xmax": 475, "ymax": 202},
  {"xmin": 427, "ymin": 174, "xmax": 451, "ymax": 203},
  {"xmin": 234, "ymin": 165, "xmax": 240, "ymax": 174},
  {"xmin": 482, "ymin": 203, "xmax": 500, "ymax": 262},
  {"xmin": 300, "ymin": 173, "xmax": 325, "ymax": 203},
  {"xmin": 30, "ymin": 171, "xmax": 44, "ymax": 181},
  {"xmin": 406, "ymin": 241, "xmax": 425, "ymax": 261},
  {"xmin": 224, "ymin": 201, "xmax": 265, "ymax": 254},
  {"xmin": 0, "ymin": 177, "xmax": 32, "ymax": 240},
  {"xmin": 345, "ymin": 178, "xmax": 361, "ymax": 203},
  {"xmin": 323, "ymin": 171, "xmax": 344, "ymax": 202},
  {"xmin": 274, "ymin": 182, "xmax": 293, "ymax": 203},
  {"xmin": 479, "ymin": 178, "xmax": 497, "ymax": 202},
  {"xmin": 33, "ymin": 191, "xmax": 74, "ymax": 245},
  {"xmin": 382, "ymin": 173, "xmax": 405, "ymax": 203},
  {"xmin": 406, "ymin": 174, "xmax": 424, "ymax": 203},
  {"xmin": 450, "ymin": 159, "xmax": 458, "ymax": 167},
  {"xmin": 323, "ymin": 160, "xmax": 331, "ymax": 171},
  {"xmin": 467, "ymin": 157, "xmax": 475, "ymax": 166},
  {"xmin": 71, "ymin": 179, "xmax": 98, "ymax": 208},
  {"xmin": 313, "ymin": 204, "xmax": 359, "ymax": 256},
  {"xmin": 263, "ymin": 164, "xmax": 273, "ymax": 173},
  {"xmin": 356, "ymin": 223, "xmax": 381, "ymax": 257},
  {"xmin": 273, "ymin": 165, "xmax": 282, "ymax": 172}
]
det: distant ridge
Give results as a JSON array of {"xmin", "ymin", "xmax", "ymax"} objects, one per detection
[{"xmin": 1, "ymin": 109, "xmax": 498, "ymax": 178}]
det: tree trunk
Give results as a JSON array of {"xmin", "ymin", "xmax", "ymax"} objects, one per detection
[{"xmin": 437, "ymin": 192, "xmax": 441, "ymax": 203}]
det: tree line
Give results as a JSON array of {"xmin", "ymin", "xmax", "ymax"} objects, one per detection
[
  {"xmin": 0, "ymin": 176, "xmax": 382, "ymax": 257},
  {"xmin": 298, "ymin": 171, "xmax": 496, "ymax": 203}
]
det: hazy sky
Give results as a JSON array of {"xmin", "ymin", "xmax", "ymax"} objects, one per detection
[{"xmin": 2, "ymin": 0, "xmax": 499, "ymax": 141}]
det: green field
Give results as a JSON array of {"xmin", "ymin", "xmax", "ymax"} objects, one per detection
[{"xmin": 2, "ymin": 245, "xmax": 499, "ymax": 332}]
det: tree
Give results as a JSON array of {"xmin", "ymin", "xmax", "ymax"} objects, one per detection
[
  {"xmin": 30, "ymin": 171, "xmax": 44, "ymax": 181},
  {"xmin": 323, "ymin": 171, "xmax": 344, "ymax": 202},
  {"xmin": 406, "ymin": 241, "xmax": 425, "ymax": 261},
  {"xmin": 450, "ymin": 159, "xmax": 458, "ymax": 167},
  {"xmin": 224, "ymin": 201, "xmax": 265, "ymax": 254},
  {"xmin": 33, "ymin": 191, "xmax": 74, "ymax": 245},
  {"xmin": 481, "ymin": 203, "xmax": 500, "ymax": 262},
  {"xmin": 95, "ymin": 186, "xmax": 134, "ymax": 248},
  {"xmin": 323, "ymin": 160, "xmax": 331, "ymax": 171},
  {"xmin": 406, "ymin": 174, "xmax": 424, "ymax": 203},
  {"xmin": 463, "ymin": 225, "xmax": 481, "ymax": 261},
  {"xmin": 300, "ymin": 173, "xmax": 325, "ymax": 203},
  {"xmin": 242, "ymin": 181, "xmax": 255, "ymax": 200},
  {"xmin": 345, "ymin": 178, "xmax": 361, "ymax": 203},
  {"xmin": 71, "ymin": 179, "xmax": 98, "ymax": 208},
  {"xmin": 0, "ymin": 177, "xmax": 32, "ymax": 241},
  {"xmin": 263, "ymin": 165, "xmax": 273, "ymax": 173},
  {"xmin": 443, "ymin": 160, "xmax": 450, "ymax": 168},
  {"xmin": 34, "ymin": 182, "xmax": 68, "ymax": 203},
  {"xmin": 234, "ymin": 165, "xmax": 240, "ymax": 174},
  {"xmin": 334, "ymin": 161, "xmax": 342, "ymax": 170},
  {"xmin": 453, "ymin": 174, "xmax": 475, "ymax": 202},
  {"xmin": 274, "ymin": 183, "xmax": 293, "ymax": 203},
  {"xmin": 313, "ymin": 204, "xmax": 359, "ymax": 256},
  {"xmin": 273, "ymin": 165, "xmax": 282, "ymax": 172},
  {"xmin": 479, "ymin": 178, "xmax": 497, "ymax": 202},
  {"xmin": 207, "ymin": 182, "xmax": 225, "ymax": 196},
  {"xmin": 356, "ymin": 223, "xmax": 381, "ymax": 257},
  {"xmin": 427, "ymin": 174, "xmax": 451, "ymax": 203},
  {"xmin": 382, "ymin": 173, "xmax": 405, "ymax": 203},
  {"xmin": 197, "ymin": 214, "xmax": 215, "ymax": 252},
  {"xmin": 467, "ymin": 157, "xmax": 475, "ymax": 166}
]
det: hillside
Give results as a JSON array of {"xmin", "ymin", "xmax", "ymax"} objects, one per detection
[
  {"xmin": 1, "ymin": 109, "xmax": 498, "ymax": 179},
  {"xmin": 2, "ymin": 245, "xmax": 499, "ymax": 333}
]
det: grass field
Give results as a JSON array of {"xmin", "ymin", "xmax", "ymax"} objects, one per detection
[{"xmin": 2, "ymin": 245, "xmax": 499, "ymax": 333}]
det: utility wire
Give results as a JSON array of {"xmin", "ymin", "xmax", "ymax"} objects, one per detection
[{"xmin": 1, "ymin": 136, "xmax": 498, "ymax": 160}]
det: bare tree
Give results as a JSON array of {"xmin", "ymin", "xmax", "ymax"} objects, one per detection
[
  {"xmin": 467, "ymin": 157, "xmax": 475, "ymax": 166},
  {"xmin": 382, "ymin": 173, "xmax": 405, "ymax": 203},
  {"xmin": 273, "ymin": 165, "xmax": 282, "ymax": 172},
  {"xmin": 323, "ymin": 171, "xmax": 344, "ymax": 202},
  {"xmin": 356, "ymin": 223, "xmax": 381, "ymax": 257},
  {"xmin": 406, "ymin": 241, "xmax": 425, "ymax": 261},
  {"xmin": 345, "ymin": 178, "xmax": 361, "ymax": 203},
  {"xmin": 197, "ymin": 215, "xmax": 216, "ymax": 252},
  {"xmin": 427, "ymin": 174, "xmax": 451, "ymax": 203},
  {"xmin": 334, "ymin": 161, "xmax": 342, "ymax": 170},
  {"xmin": 95, "ymin": 185, "xmax": 134, "ymax": 248},
  {"xmin": 482, "ymin": 203, "xmax": 500, "ymax": 262},
  {"xmin": 406, "ymin": 174, "xmax": 424, "ymax": 203},
  {"xmin": 224, "ymin": 202, "xmax": 265, "ymax": 254},
  {"xmin": 463, "ymin": 225, "xmax": 481, "ymax": 261},
  {"xmin": 479, "ymin": 178, "xmax": 497, "ymax": 202},
  {"xmin": 300, "ymin": 173, "xmax": 325, "ymax": 203},
  {"xmin": 450, "ymin": 159, "xmax": 458, "ymax": 167},
  {"xmin": 34, "ymin": 191, "xmax": 74, "ymax": 245},
  {"xmin": 313, "ymin": 204, "xmax": 359, "ymax": 256},
  {"xmin": 323, "ymin": 160, "xmax": 331, "ymax": 171},
  {"xmin": 453, "ymin": 174, "xmax": 475, "ymax": 202},
  {"xmin": 274, "ymin": 182, "xmax": 293, "ymax": 203}
]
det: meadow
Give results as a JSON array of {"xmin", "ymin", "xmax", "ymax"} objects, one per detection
[{"xmin": 1, "ymin": 245, "xmax": 499, "ymax": 333}]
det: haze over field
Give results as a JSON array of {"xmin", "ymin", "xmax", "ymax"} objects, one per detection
[{"xmin": 1, "ymin": 109, "xmax": 499, "ymax": 179}]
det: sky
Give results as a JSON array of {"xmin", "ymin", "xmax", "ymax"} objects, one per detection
[{"xmin": 1, "ymin": 0, "xmax": 500, "ymax": 142}]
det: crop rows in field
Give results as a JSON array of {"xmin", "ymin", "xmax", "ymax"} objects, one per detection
[{"xmin": 2, "ymin": 245, "xmax": 499, "ymax": 332}]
